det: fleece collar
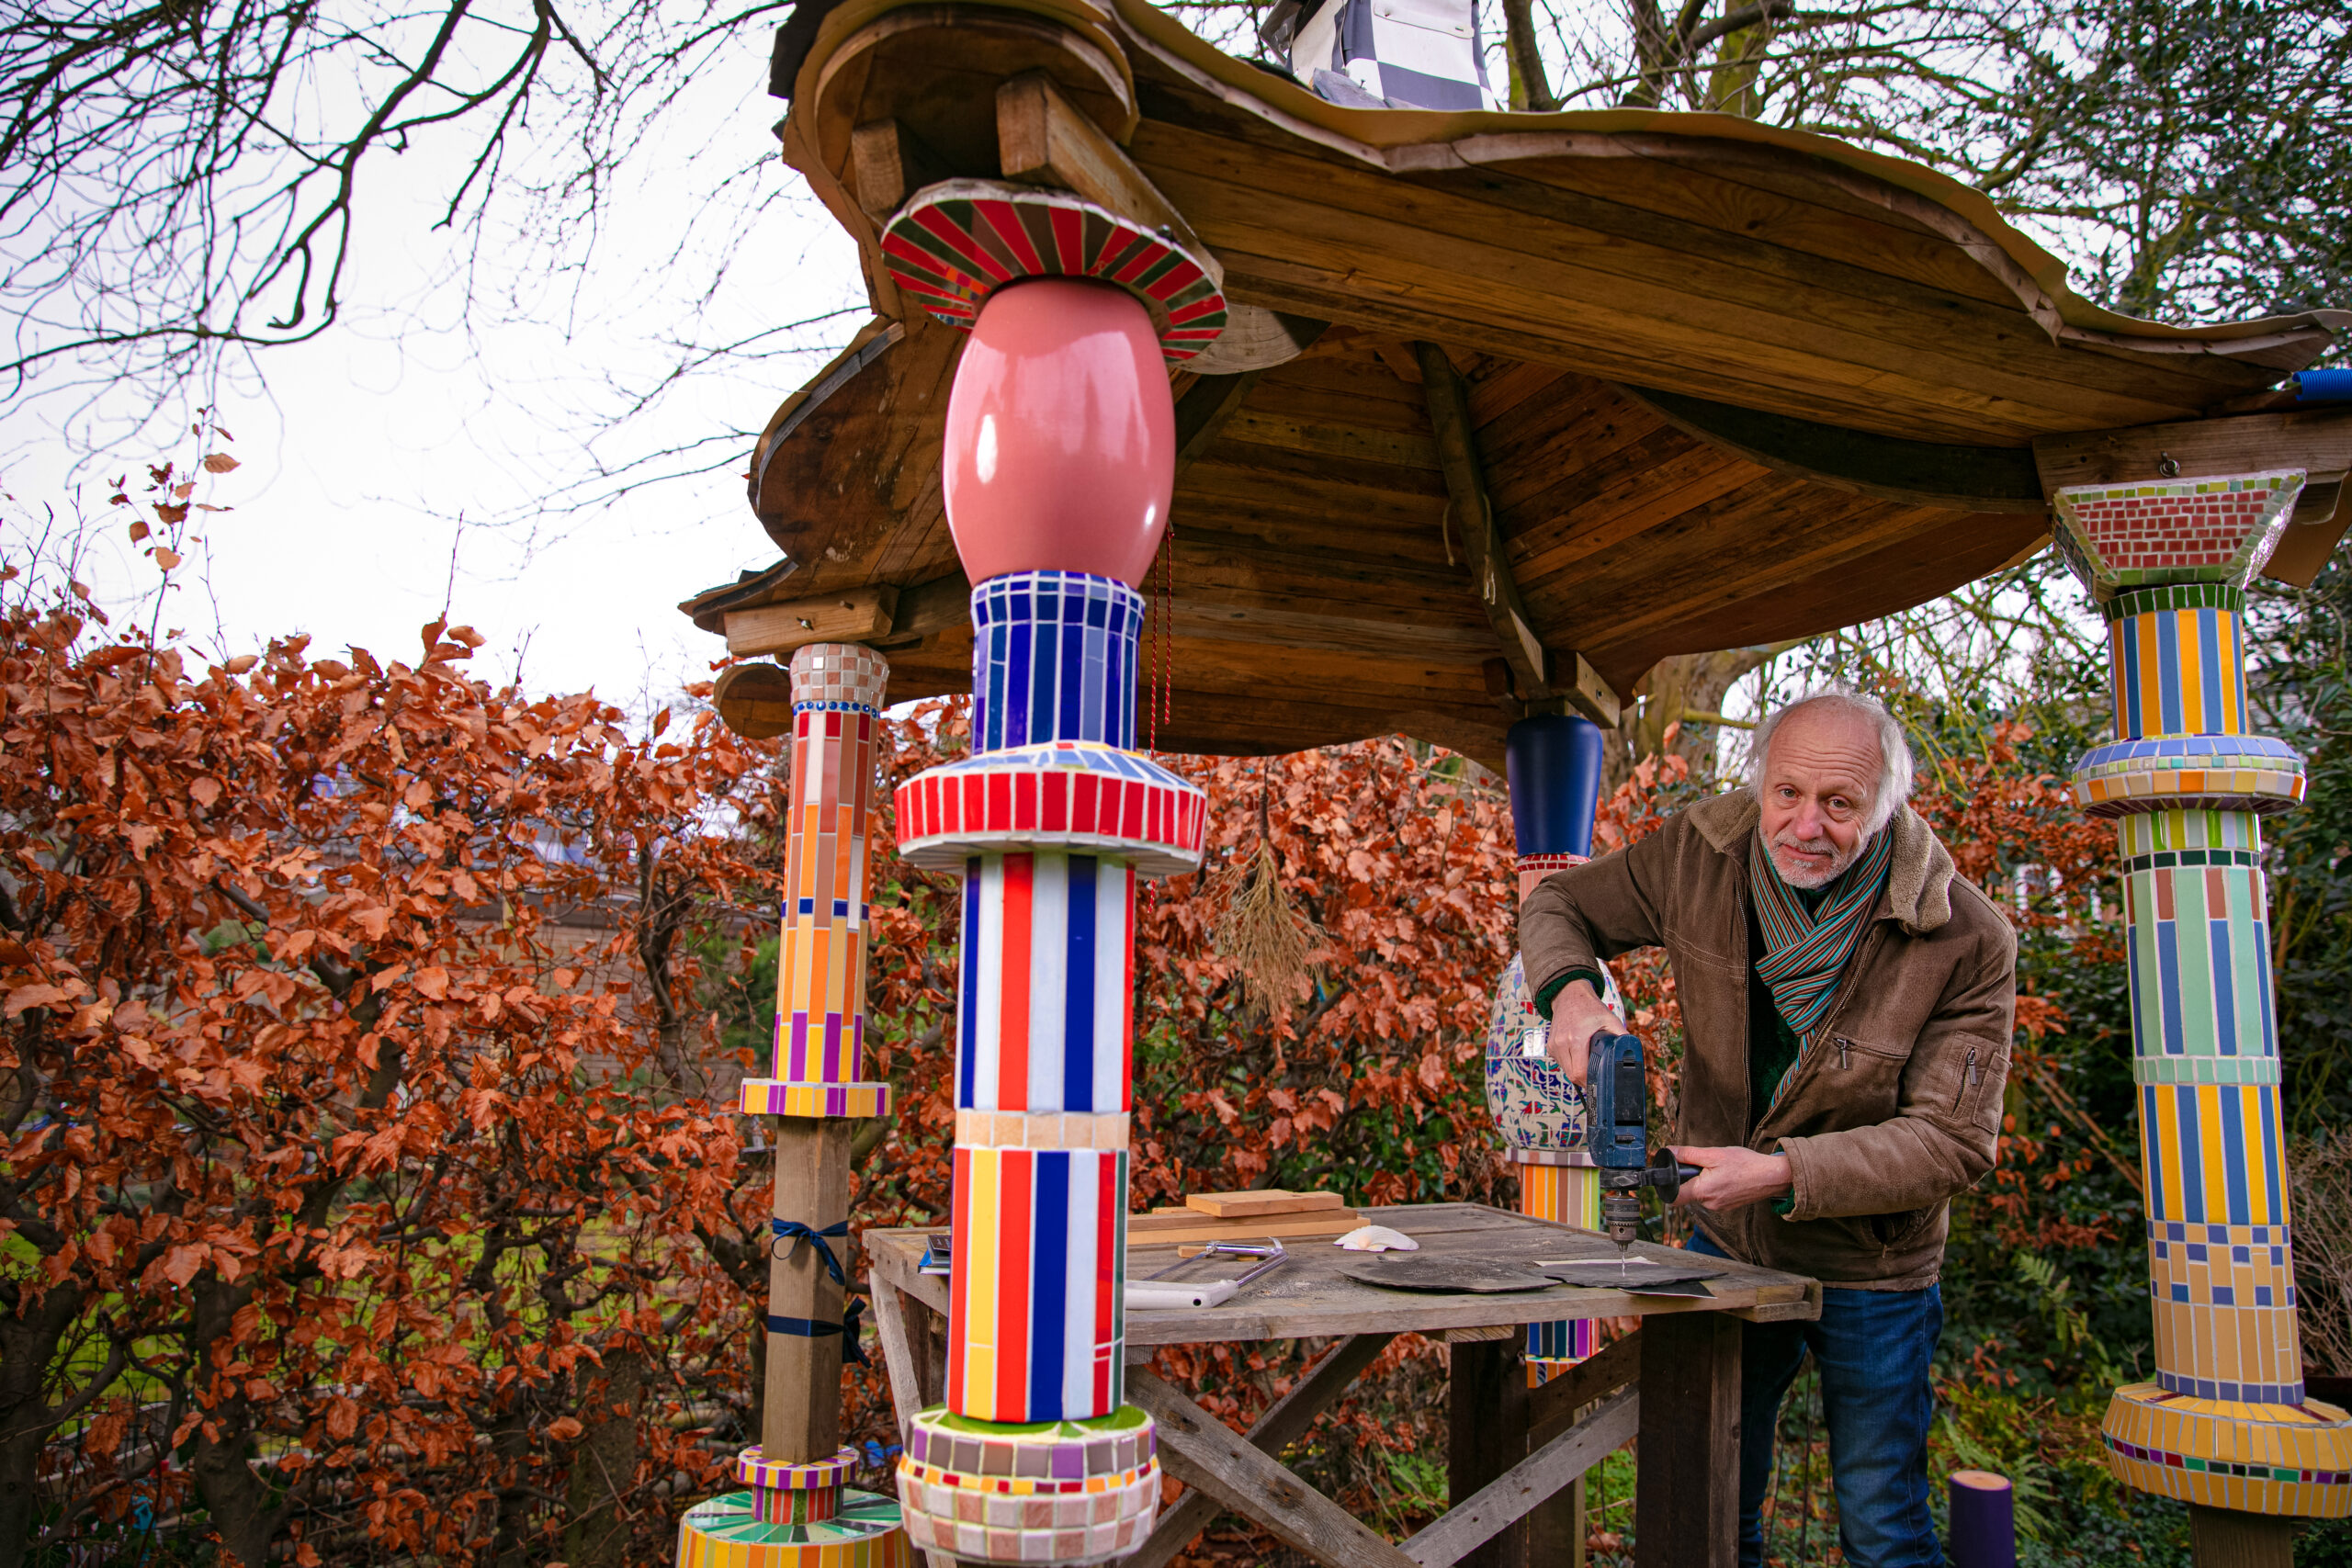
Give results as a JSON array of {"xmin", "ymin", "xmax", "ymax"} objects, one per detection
[{"xmin": 1686, "ymin": 788, "xmax": 1955, "ymax": 936}]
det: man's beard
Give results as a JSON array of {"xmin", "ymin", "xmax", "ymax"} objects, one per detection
[{"xmin": 1769, "ymin": 828, "xmax": 1863, "ymax": 890}]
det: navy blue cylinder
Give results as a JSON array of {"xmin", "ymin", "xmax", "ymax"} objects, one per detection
[
  {"xmin": 1505, "ymin": 715, "xmax": 1605, "ymax": 858},
  {"xmin": 968, "ymin": 570, "xmax": 1142, "ymax": 752},
  {"xmin": 1947, "ymin": 1471, "xmax": 2017, "ymax": 1568}
]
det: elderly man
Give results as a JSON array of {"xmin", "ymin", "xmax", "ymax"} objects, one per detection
[{"xmin": 1521, "ymin": 689, "xmax": 2015, "ymax": 1568}]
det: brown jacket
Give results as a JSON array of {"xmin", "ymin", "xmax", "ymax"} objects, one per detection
[{"xmin": 1520, "ymin": 789, "xmax": 2016, "ymax": 1290}]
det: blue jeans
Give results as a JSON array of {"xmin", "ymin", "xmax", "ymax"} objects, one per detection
[{"xmin": 1688, "ymin": 1231, "xmax": 1943, "ymax": 1568}]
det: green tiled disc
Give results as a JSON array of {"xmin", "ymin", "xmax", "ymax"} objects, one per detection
[{"xmin": 683, "ymin": 1488, "xmax": 905, "ymax": 1545}]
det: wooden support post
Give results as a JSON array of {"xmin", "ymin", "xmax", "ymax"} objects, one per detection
[
  {"xmin": 1634, "ymin": 1314, "xmax": 1740, "ymax": 1568},
  {"xmin": 1449, "ymin": 1336, "xmax": 1531, "ymax": 1568},
  {"xmin": 763, "ymin": 1116, "xmax": 854, "ymax": 1461},
  {"xmin": 2187, "ymin": 1505, "xmax": 2296, "ymax": 1568}
]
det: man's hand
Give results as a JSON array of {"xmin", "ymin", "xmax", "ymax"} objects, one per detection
[
  {"xmin": 1544, "ymin": 978, "xmax": 1627, "ymax": 1089},
  {"xmin": 1670, "ymin": 1145, "xmax": 1792, "ymax": 1212}
]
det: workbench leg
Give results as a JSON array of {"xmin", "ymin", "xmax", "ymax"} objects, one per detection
[
  {"xmin": 865, "ymin": 1274, "xmax": 923, "ymax": 1446},
  {"xmin": 1525, "ymin": 1472, "xmax": 1583, "ymax": 1568},
  {"xmin": 1450, "ymin": 1338, "xmax": 1530, "ymax": 1568},
  {"xmin": 1634, "ymin": 1314, "xmax": 1740, "ymax": 1568}
]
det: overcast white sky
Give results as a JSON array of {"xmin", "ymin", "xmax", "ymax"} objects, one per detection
[{"xmin": 2, "ymin": 66, "xmax": 870, "ymax": 712}]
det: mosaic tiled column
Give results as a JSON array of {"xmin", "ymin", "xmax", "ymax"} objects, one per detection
[
  {"xmin": 1486, "ymin": 714, "xmax": 1609, "ymax": 1380},
  {"xmin": 2049, "ymin": 469, "xmax": 2352, "ymax": 1523},
  {"xmin": 677, "ymin": 645, "xmax": 910, "ymax": 1568},
  {"xmin": 881, "ymin": 179, "xmax": 1220, "ymax": 1567}
]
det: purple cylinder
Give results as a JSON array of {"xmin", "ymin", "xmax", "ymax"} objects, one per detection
[{"xmin": 1948, "ymin": 1470, "xmax": 2016, "ymax": 1568}]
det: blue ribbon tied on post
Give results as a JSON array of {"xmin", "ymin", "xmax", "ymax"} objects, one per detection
[{"xmin": 767, "ymin": 1218, "xmax": 865, "ymax": 1362}]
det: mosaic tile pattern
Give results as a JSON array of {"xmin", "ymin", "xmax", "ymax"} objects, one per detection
[
  {"xmin": 894, "ymin": 740, "xmax": 1208, "ymax": 878},
  {"xmin": 956, "ymin": 853, "xmax": 1138, "ymax": 1117},
  {"xmin": 2104, "ymin": 1385, "xmax": 2352, "ymax": 1517},
  {"xmin": 691, "ymin": 646, "xmax": 910, "ymax": 1568},
  {"xmin": 1484, "ymin": 953, "xmax": 1592, "ymax": 1155},
  {"xmin": 972, "ymin": 573, "xmax": 1143, "ymax": 752},
  {"xmin": 2075, "ymin": 734, "xmax": 2304, "ymax": 818},
  {"xmin": 954, "ymin": 1109, "xmax": 1132, "ymax": 1150},
  {"xmin": 2050, "ymin": 470, "xmax": 2304, "ymax": 597},
  {"xmin": 898, "ymin": 1407, "xmax": 1161, "ymax": 1567},
  {"xmin": 879, "ymin": 182, "xmax": 1227, "ymax": 363},
  {"xmin": 946, "ymin": 1144, "xmax": 1128, "ymax": 1423},
  {"xmin": 2105, "ymin": 585, "xmax": 2248, "ymax": 739},
  {"xmin": 676, "ymin": 1489, "xmax": 912, "ymax": 1568},
  {"xmin": 755, "ymin": 1484, "xmax": 842, "ymax": 1526},
  {"xmin": 2055, "ymin": 479, "xmax": 2352, "ymax": 1516},
  {"xmin": 1519, "ymin": 1154, "xmax": 1600, "ymax": 1371},
  {"xmin": 739, "ymin": 645, "xmax": 893, "ymax": 1120},
  {"xmin": 896, "ymin": 571, "xmax": 1182, "ymax": 1555},
  {"xmin": 737, "ymin": 1448, "xmax": 859, "ymax": 1491},
  {"xmin": 2121, "ymin": 834, "xmax": 2278, "ymax": 1077},
  {"xmin": 1515, "ymin": 851, "xmax": 1587, "ymax": 902},
  {"xmin": 741, "ymin": 1081, "xmax": 892, "ymax": 1119}
]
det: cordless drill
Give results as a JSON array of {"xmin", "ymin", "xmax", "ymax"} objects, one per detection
[{"xmin": 1582, "ymin": 1029, "xmax": 1702, "ymax": 1250}]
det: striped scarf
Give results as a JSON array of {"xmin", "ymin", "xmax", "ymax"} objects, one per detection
[{"xmin": 1749, "ymin": 824, "xmax": 1894, "ymax": 1104}]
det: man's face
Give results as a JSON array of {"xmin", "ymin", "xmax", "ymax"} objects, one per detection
[{"xmin": 1758, "ymin": 705, "xmax": 1883, "ymax": 889}]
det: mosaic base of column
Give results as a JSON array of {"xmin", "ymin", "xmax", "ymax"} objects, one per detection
[{"xmin": 676, "ymin": 1489, "xmax": 913, "ymax": 1568}]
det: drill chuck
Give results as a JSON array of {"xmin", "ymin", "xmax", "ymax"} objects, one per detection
[{"xmin": 1583, "ymin": 1030, "xmax": 1703, "ymax": 1245}]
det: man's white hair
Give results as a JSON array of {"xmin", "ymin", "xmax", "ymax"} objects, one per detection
[{"xmin": 1746, "ymin": 687, "xmax": 1916, "ymax": 835}]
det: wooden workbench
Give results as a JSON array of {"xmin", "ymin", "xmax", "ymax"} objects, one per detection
[{"xmin": 864, "ymin": 1201, "xmax": 1819, "ymax": 1568}]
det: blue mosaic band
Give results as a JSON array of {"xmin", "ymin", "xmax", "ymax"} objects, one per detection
[{"xmin": 971, "ymin": 572, "xmax": 1144, "ymax": 754}]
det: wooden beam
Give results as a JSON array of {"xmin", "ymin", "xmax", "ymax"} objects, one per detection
[
  {"xmin": 1125, "ymin": 1334, "xmax": 1396, "ymax": 1568},
  {"xmin": 726, "ymin": 586, "xmax": 899, "ymax": 657},
  {"xmin": 849, "ymin": 118, "xmax": 949, "ymax": 223},
  {"xmin": 1524, "ymin": 1328, "xmax": 1641, "ymax": 1445},
  {"xmin": 1415, "ymin": 342, "xmax": 1622, "ymax": 728},
  {"xmin": 1400, "ymin": 1387, "xmax": 1639, "ymax": 1568},
  {"xmin": 1415, "ymin": 341, "xmax": 1553, "ymax": 697},
  {"xmin": 1623, "ymin": 385, "xmax": 2046, "ymax": 514},
  {"xmin": 876, "ymin": 573, "xmax": 971, "ymax": 645},
  {"xmin": 997, "ymin": 72, "xmax": 1222, "ymax": 291},
  {"xmin": 1527, "ymin": 655, "xmax": 1623, "ymax": 731},
  {"xmin": 1173, "ymin": 371, "xmax": 1261, "ymax": 474},
  {"xmin": 1128, "ymin": 1366, "xmax": 1423, "ymax": 1568},
  {"xmin": 2032, "ymin": 408, "xmax": 2352, "ymax": 499}
]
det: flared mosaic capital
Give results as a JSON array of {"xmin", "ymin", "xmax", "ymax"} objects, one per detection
[{"xmin": 2050, "ymin": 469, "xmax": 2306, "ymax": 600}]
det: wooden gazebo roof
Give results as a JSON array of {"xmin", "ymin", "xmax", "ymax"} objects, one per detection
[{"xmin": 684, "ymin": 0, "xmax": 2352, "ymax": 771}]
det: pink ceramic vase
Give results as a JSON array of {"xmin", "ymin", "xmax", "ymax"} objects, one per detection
[{"xmin": 942, "ymin": 279, "xmax": 1176, "ymax": 587}]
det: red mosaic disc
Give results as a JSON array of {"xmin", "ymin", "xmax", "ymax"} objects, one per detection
[{"xmin": 880, "ymin": 181, "xmax": 1227, "ymax": 364}]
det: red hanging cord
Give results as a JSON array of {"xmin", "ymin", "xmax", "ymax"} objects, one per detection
[{"xmin": 1149, "ymin": 520, "xmax": 1175, "ymax": 751}]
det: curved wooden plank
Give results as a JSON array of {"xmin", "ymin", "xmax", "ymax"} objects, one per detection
[{"xmin": 1622, "ymin": 385, "xmax": 2046, "ymax": 513}]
